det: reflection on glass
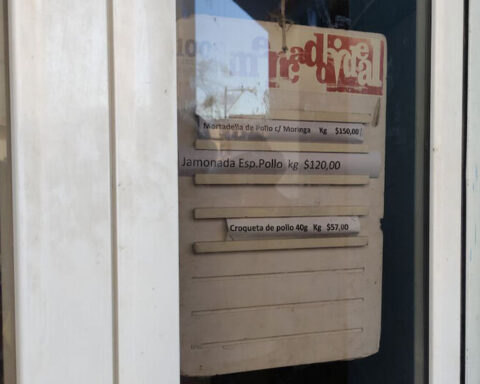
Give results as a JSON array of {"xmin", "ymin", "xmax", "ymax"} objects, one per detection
[{"xmin": 177, "ymin": 1, "xmax": 429, "ymax": 383}]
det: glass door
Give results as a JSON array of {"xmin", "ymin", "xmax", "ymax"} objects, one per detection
[{"xmin": 176, "ymin": 0, "xmax": 432, "ymax": 382}]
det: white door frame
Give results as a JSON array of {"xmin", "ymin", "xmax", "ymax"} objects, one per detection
[
  {"xmin": 465, "ymin": 0, "xmax": 480, "ymax": 382},
  {"xmin": 429, "ymin": 0, "xmax": 464, "ymax": 383}
]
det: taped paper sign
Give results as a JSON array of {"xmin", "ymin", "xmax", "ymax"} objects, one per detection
[
  {"xmin": 198, "ymin": 117, "xmax": 365, "ymax": 143},
  {"xmin": 179, "ymin": 148, "xmax": 381, "ymax": 177},
  {"xmin": 227, "ymin": 216, "xmax": 360, "ymax": 240}
]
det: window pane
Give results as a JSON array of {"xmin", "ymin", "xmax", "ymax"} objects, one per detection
[{"xmin": 177, "ymin": 1, "xmax": 429, "ymax": 382}]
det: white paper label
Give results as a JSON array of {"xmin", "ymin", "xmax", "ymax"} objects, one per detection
[
  {"xmin": 198, "ymin": 117, "xmax": 365, "ymax": 143},
  {"xmin": 179, "ymin": 148, "xmax": 381, "ymax": 178},
  {"xmin": 226, "ymin": 216, "xmax": 361, "ymax": 240}
]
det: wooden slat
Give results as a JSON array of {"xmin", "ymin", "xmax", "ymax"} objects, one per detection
[
  {"xmin": 194, "ymin": 174, "xmax": 370, "ymax": 185},
  {"xmin": 230, "ymin": 110, "xmax": 373, "ymax": 124},
  {"xmin": 195, "ymin": 139, "xmax": 368, "ymax": 153},
  {"xmin": 9, "ymin": 1, "xmax": 115, "ymax": 382},
  {"xmin": 194, "ymin": 206, "xmax": 369, "ymax": 219},
  {"xmin": 194, "ymin": 236, "xmax": 368, "ymax": 254},
  {"xmin": 184, "ymin": 269, "xmax": 365, "ymax": 312},
  {"xmin": 113, "ymin": 1, "xmax": 180, "ymax": 382},
  {"xmin": 269, "ymin": 110, "xmax": 373, "ymax": 124},
  {"xmin": 192, "ymin": 328, "xmax": 363, "ymax": 350},
  {"xmin": 188, "ymin": 297, "xmax": 365, "ymax": 350}
]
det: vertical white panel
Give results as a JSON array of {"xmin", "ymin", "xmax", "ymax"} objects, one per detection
[
  {"xmin": 8, "ymin": 1, "xmax": 114, "ymax": 383},
  {"xmin": 466, "ymin": 0, "xmax": 480, "ymax": 382},
  {"xmin": 112, "ymin": 0, "xmax": 179, "ymax": 383},
  {"xmin": 430, "ymin": 0, "xmax": 464, "ymax": 383}
]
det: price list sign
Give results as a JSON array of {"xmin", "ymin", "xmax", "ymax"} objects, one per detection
[{"xmin": 177, "ymin": 15, "xmax": 387, "ymax": 376}]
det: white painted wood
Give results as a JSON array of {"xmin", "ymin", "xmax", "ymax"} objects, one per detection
[
  {"xmin": 194, "ymin": 206, "xmax": 369, "ymax": 219},
  {"xmin": 429, "ymin": 0, "xmax": 464, "ymax": 383},
  {"xmin": 194, "ymin": 237, "xmax": 368, "ymax": 254},
  {"xmin": 194, "ymin": 174, "xmax": 370, "ymax": 185},
  {"xmin": 8, "ymin": 1, "xmax": 114, "ymax": 383},
  {"xmin": 111, "ymin": 0, "xmax": 180, "ymax": 383},
  {"xmin": 466, "ymin": 0, "xmax": 480, "ymax": 382},
  {"xmin": 256, "ymin": 110, "xmax": 373, "ymax": 124},
  {"xmin": 195, "ymin": 139, "xmax": 369, "ymax": 153},
  {"xmin": 178, "ymin": 21, "xmax": 387, "ymax": 375}
]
